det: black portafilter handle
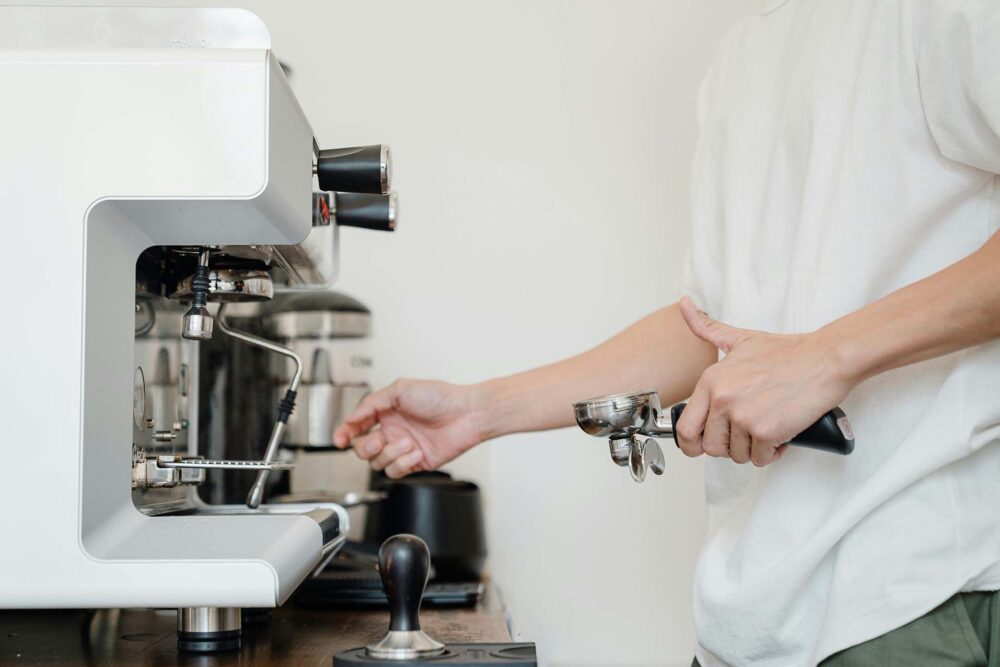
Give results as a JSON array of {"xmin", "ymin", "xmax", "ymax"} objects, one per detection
[
  {"xmin": 378, "ymin": 534, "xmax": 431, "ymax": 632},
  {"xmin": 669, "ymin": 403, "xmax": 855, "ymax": 455},
  {"xmin": 334, "ymin": 192, "xmax": 397, "ymax": 232},
  {"xmin": 317, "ymin": 144, "xmax": 392, "ymax": 194}
]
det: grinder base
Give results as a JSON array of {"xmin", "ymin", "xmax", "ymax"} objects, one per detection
[{"xmin": 333, "ymin": 643, "xmax": 537, "ymax": 666}]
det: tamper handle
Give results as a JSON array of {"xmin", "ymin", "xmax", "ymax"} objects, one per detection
[
  {"xmin": 378, "ymin": 534, "xmax": 431, "ymax": 632},
  {"xmin": 669, "ymin": 403, "xmax": 855, "ymax": 455}
]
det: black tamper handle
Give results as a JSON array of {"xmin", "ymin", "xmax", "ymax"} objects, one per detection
[
  {"xmin": 669, "ymin": 403, "xmax": 855, "ymax": 455},
  {"xmin": 317, "ymin": 145, "xmax": 391, "ymax": 194},
  {"xmin": 334, "ymin": 192, "xmax": 397, "ymax": 232},
  {"xmin": 378, "ymin": 534, "xmax": 431, "ymax": 632}
]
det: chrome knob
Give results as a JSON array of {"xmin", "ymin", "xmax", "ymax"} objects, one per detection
[{"xmin": 182, "ymin": 306, "xmax": 213, "ymax": 340}]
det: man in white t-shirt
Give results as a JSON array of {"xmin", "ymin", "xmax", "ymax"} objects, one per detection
[{"xmin": 334, "ymin": 1, "xmax": 1000, "ymax": 664}]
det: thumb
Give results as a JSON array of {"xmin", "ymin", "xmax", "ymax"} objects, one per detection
[{"xmin": 679, "ymin": 296, "xmax": 745, "ymax": 353}]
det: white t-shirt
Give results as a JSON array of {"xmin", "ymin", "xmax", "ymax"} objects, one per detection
[{"xmin": 684, "ymin": 1, "xmax": 1000, "ymax": 665}]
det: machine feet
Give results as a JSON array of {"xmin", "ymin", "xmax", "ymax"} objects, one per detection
[{"xmin": 177, "ymin": 607, "xmax": 242, "ymax": 653}]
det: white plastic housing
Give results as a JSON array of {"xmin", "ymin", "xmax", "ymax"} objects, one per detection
[{"xmin": 0, "ymin": 7, "xmax": 338, "ymax": 608}]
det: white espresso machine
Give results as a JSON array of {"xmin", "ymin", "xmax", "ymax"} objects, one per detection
[{"xmin": 0, "ymin": 6, "xmax": 397, "ymax": 652}]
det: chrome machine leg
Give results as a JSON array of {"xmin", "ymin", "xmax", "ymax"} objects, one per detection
[{"xmin": 177, "ymin": 606, "xmax": 242, "ymax": 653}]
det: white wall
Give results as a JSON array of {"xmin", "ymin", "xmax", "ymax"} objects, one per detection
[
  {"xmin": 312, "ymin": 5, "xmax": 748, "ymax": 664},
  {"xmin": 31, "ymin": 1, "xmax": 748, "ymax": 664}
]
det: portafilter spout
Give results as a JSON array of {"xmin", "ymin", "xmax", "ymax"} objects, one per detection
[{"xmin": 573, "ymin": 389, "xmax": 856, "ymax": 483}]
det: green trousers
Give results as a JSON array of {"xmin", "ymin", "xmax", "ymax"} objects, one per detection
[{"xmin": 693, "ymin": 591, "xmax": 1000, "ymax": 666}]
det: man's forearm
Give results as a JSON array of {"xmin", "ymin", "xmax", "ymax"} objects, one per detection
[
  {"xmin": 823, "ymin": 230, "xmax": 1000, "ymax": 384},
  {"xmin": 475, "ymin": 303, "xmax": 717, "ymax": 440}
]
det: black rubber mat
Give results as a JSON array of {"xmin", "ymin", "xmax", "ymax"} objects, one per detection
[{"xmin": 333, "ymin": 643, "xmax": 537, "ymax": 666}]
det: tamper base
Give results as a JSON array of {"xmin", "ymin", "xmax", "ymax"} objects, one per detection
[{"xmin": 367, "ymin": 630, "xmax": 445, "ymax": 660}]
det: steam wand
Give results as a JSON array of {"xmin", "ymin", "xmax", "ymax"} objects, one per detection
[{"xmin": 216, "ymin": 304, "xmax": 303, "ymax": 508}]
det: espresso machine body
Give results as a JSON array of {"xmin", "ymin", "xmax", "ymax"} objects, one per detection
[{"xmin": 0, "ymin": 6, "xmax": 393, "ymax": 616}]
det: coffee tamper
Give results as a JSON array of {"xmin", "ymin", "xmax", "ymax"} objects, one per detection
[
  {"xmin": 333, "ymin": 535, "xmax": 538, "ymax": 666},
  {"xmin": 366, "ymin": 534, "xmax": 445, "ymax": 660}
]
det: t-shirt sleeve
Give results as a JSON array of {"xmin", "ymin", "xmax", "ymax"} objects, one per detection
[{"xmin": 916, "ymin": 0, "xmax": 1000, "ymax": 174}]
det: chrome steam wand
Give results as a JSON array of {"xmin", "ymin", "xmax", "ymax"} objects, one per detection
[{"xmin": 216, "ymin": 304, "xmax": 303, "ymax": 508}]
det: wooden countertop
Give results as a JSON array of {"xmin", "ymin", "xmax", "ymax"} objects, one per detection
[{"xmin": 0, "ymin": 600, "xmax": 511, "ymax": 666}]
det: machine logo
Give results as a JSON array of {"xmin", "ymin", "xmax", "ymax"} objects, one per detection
[{"xmin": 93, "ymin": 17, "xmax": 112, "ymax": 45}]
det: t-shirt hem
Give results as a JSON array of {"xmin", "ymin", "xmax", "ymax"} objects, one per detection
[
  {"xmin": 695, "ymin": 569, "xmax": 1000, "ymax": 666},
  {"xmin": 812, "ymin": 575, "xmax": 997, "ymax": 664}
]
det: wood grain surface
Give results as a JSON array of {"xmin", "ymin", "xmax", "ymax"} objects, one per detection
[{"xmin": 0, "ymin": 602, "xmax": 511, "ymax": 666}]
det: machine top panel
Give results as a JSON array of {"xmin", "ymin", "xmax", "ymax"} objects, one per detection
[{"xmin": 0, "ymin": 7, "xmax": 269, "ymax": 51}]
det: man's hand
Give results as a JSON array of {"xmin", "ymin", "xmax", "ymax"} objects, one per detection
[
  {"xmin": 332, "ymin": 380, "xmax": 488, "ymax": 478},
  {"xmin": 674, "ymin": 297, "xmax": 855, "ymax": 466}
]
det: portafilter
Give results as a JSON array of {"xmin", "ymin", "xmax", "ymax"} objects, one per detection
[{"xmin": 573, "ymin": 390, "xmax": 855, "ymax": 482}]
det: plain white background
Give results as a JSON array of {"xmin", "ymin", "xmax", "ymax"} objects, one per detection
[{"xmin": 30, "ymin": 1, "xmax": 750, "ymax": 664}]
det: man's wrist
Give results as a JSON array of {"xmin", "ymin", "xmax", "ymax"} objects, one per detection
[
  {"xmin": 470, "ymin": 375, "xmax": 538, "ymax": 442},
  {"xmin": 814, "ymin": 320, "xmax": 873, "ymax": 388},
  {"xmin": 467, "ymin": 379, "xmax": 506, "ymax": 442}
]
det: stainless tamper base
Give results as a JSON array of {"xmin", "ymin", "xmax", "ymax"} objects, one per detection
[{"xmin": 366, "ymin": 629, "xmax": 445, "ymax": 660}]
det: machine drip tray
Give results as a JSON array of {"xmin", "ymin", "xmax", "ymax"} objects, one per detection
[
  {"xmin": 333, "ymin": 643, "xmax": 537, "ymax": 666},
  {"xmin": 167, "ymin": 502, "xmax": 346, "ymax": 551}
]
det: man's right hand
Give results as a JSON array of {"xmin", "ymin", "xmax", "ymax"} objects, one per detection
[{"xmin": 332, "ymin": 379, "xmax": 489, "ymax": 479}]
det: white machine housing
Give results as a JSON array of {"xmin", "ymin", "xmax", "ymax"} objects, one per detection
[{"xmin": 0, "ymin": 7, "xmax": 349, "ymax": 608}]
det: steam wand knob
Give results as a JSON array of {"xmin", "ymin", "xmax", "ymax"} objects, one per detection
[{"xmin": 366, "ymin": 534, "xmax": 445, "ymax": 660}]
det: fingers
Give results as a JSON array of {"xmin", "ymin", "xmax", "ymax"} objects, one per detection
[
  {"xmin": 350, "ymin": 426, "xmax": 423, "ymax": 479},
  {"xmin": 701, "ymin": 409, "xmax": 731, "ymax": 458},
  {"xmin": 385, "ymin": 450, "xmax": 424, "ymax": 480},
  {"xmin": 675, "ymin": 389, "xmax": 709, "ymax": 457},
  {"xmin": 332, "ymin": 381, "xmax": 403, "ymax": 448},
  {"xmin": 370, "ymin": 437, "xmax": 415, "ymax": 472},
  {"xmin": 750, "ymin": 437, "xmax": 780, "ymax": 467},
  {"xmin": 729, "ymin": 424, "xmax": 751, "ymax": 464},
  {"xmin": 678, "ymin": 296, "xmax": 745, "ymax": 354},
  {"xmin": 351, "ymin": 428, "xmax": 387, "ymax": 461}
]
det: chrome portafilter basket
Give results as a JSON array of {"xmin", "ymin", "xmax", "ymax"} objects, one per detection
[{"xmin": 573, "ymin": 390, "xmax": 675, "ymax": 482}]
